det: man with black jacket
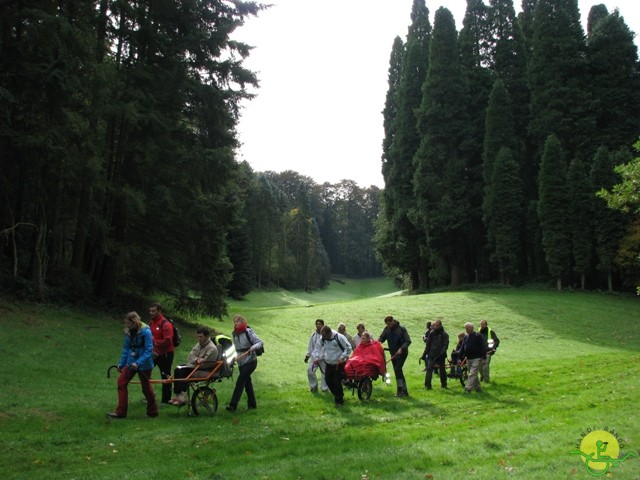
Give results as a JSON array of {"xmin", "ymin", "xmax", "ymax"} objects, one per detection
[
  {"xmin": 379, "ymin": 315, "xmax": 412, "ymax": 397},
  {"xmin": 424, "ymin": 320, "xmax": 449, "ymax": 390},
  {"xmin": 459, "ymin": 322, "xmax": 487, "ymax": 393}
]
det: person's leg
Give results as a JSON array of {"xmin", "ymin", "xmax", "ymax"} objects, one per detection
[
  {"xmin": 320, "ymin": 360, "xmax": 328, "ymax": 391},
  {"xmin": 325, "ymin": 364, "xmax": 343, "ymax": 405},
  {"xmin": 139, "ymin": 369, "xmax": 158, "ymax": 416},
  {"xmin": 244, "ymin": 362, "xmax": 258, "ymax": 408},
  {"xmin": 424, "ymin": 357, "xmax": 435, "ymax": 389},
  {"xmin": 393, "ymin": 353, "xmax": 409, "ymax": 396},
  {"xmin": 334, "ymin": 364, "xmax": 345, "ymax": 405},
  {"xmin": 228, "ymin": 361, "xmax": 256, "ymax": 410},
  {"xmin": 438, "ymin": 357, "xmax": 448, "ymax": 388},
  {"xmin": 465, "ymin": 358, "xmax": 481, "ymax": 392},
  {"xmin": 449, "ymin": 354, "xmax": 458, "ymax": 376},
  {"xmin": 155, "ymin": 352, "xmax": 174, "ymax": 404},
  {"xmin": 307, "ymin": 361, "xmax": 319, "ymax": 391},
  {"xmin": 482, "ymin": 354, "xmax": 492, "ymax": 382},
  {"xmin": 170, "ymin": 366, "xmax": 193, "ymax": 404},
  {"xmin": 115, "ymin": 367, "xmax": 135, "ymax": 417}
]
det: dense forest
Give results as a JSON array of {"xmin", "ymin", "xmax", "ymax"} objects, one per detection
[
  {"xmin": 0, "ymin": 0, "xmax": 380, "ymax": 316},
  {"xmin": 1, "ymin": 0, "xmax": 638, "ymax": 317},
  {"xmin": 378, "ymin": 0, "xmax": 640, "ymax": 293}
]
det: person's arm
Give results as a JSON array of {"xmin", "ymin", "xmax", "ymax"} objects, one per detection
[
  {"xmin": 305, "ymin": 333, "xmax": 315, "ymax": 361},
  {"xmin": 187, "ymin": 343, "xmax": 199, "ymax": 366},
  {"xmin": 135, "ymin": 329, "xmax": 154, "ymax": 368},
  {"xmin": 400, "ymin": 327, "xmax": 412, "ymax": 350},
  {"xmin": 157, "ymin": 320, "xmax": 173, "ymax": 352},
  {"xmin": 440, "ymin": 332, "xmax": 449, "ymax": 357},
  {"xmin": 339, "ymin": 333, "xmax": 352, "ymax": 361},
  {"xmin": 492, "ymin": 331, "xmax": 500, "ymax": 350},
  {"xmin": 118, "ymin": 335, "xmax": 131, "ymax": 369},
  {"xmin": 378, "ymin": 327, "xmax": 388, "ymax": 344},
  {"xmin": 247, "ymin": 329, "xmax": 263, "ymax": 353}
]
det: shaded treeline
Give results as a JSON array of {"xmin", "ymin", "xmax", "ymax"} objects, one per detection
[
  {"xmin": 0, "ymin": 1, "xmax": 381, "ymax": 316},
  {"xmin": 378, "ymin": 0, "xmax": 640, "ymax": 292}
]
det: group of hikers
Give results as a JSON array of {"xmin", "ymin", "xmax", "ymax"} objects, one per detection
[
  {"xmin": 307, "ymin": 316, "xmax": 500, "ymax": 407},
  {"xmin": 107, "ymin": 304, "xmax": 500, "ymax": 417},
  {"xmin": 107, "ymin": 303, "xmax": 263, "ymax": 419}
]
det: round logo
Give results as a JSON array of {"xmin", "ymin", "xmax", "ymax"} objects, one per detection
[
  {"xmin": 571, "ymin": 428, "xmax": 637, "ymax": 477},
  {"xmin": 578, "ymin": 431, "xmax": 620, "ymax": 475}
]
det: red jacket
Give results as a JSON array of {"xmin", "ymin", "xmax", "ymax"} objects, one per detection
[{"xmin": 150, "ymin": 314, "xmax": 174, "ymax": 356}]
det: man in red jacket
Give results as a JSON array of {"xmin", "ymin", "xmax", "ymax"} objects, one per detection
[{"xmin": 149, "ymin": 302, "xmax": 174, "ymax": 404}]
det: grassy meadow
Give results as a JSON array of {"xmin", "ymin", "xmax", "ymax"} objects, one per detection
[{"xmin": 0, "ymin": 279, "xmax": 639, "ymax": 480}]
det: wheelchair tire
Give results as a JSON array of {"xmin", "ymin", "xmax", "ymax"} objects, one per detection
[
  {"xmin": 459, "ymin": 367, "xmax": 468, "ymax": 387},
  {"xmin": 357, "ymin": 377, "xmax": 372, "ymax": 401},
  {"xmin": 191, "ymin": 386, "xmax": 218, "ymax": 416}
]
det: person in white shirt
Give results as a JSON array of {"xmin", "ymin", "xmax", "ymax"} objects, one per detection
[
  {"xmin": 304, "ymin": 319, "xmax": 327, "ymax": 392},
  {"xmin": 313, "ymin": 325, "xmax": 352, "ymax": 407}
]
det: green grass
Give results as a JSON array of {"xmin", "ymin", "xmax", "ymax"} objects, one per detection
[{"xmin": 1, "ymin": 281, "xmax": 639, "ymax": 480}]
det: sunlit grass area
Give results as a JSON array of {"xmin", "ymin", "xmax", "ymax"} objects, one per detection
[{"xmin": 1, "ymin": 286, "xmax": 639, "ymax": 479}]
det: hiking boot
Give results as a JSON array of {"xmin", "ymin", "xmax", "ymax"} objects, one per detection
[{"xmin": 107, "ymin": 412, "xmax": 125, "ymax": 419}]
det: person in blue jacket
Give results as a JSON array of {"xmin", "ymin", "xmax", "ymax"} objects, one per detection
[{"xmin": 107, "ymin": 311, "xmax": 158, "ymax": 418}]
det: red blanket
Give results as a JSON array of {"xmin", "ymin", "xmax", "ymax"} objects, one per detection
[{"xmin": 344, "ymin": 340, "xmax": 386, "ymax": 379}]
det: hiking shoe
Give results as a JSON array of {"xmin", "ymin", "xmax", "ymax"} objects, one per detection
[{"xmin": 106, "ymin": 412, "xmax": 125, "ymax": 419}]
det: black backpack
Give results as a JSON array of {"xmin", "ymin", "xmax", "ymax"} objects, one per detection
[{"xmin": 163, "ymin": 318, "xmax": 182, "ymax": 347}]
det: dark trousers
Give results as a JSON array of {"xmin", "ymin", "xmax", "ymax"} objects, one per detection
[
  {"xmin": 173, "ymin": 365, "xmax": 194, "ymax": 394},
  {"xmin": 116, "ymin": 366, "xmax": 157, "ymax": 417},
  {"xmin": 325, "ymin": 363, "xmax": 345, "ymax": 405},
  {"xmin": 425, "ymin": 355, "xmax": 447, "ymax": 388},
  {"xmin": 154, "ymin": 352, "xmax": 174, "ymax": 403},
  {"xmin": 229, "ymin": 360, "xmax": 257, "ymax": 409},
  {"xmin": 391, "ymin": 351, "xmax": 408, "ymax": 382}
]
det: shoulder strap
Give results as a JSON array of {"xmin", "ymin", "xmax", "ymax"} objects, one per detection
[{"xmin": 333, "ymin": 335, "xmax": 345, "ymax": 352}]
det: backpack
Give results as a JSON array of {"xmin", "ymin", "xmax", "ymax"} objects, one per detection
[
  {"xmin": 245, "ymin": 329, "xmax": 264, "ymax": 356},
  {"xmin": 163, "ymin": 318, "xmax": 182, "ymax": 348}
]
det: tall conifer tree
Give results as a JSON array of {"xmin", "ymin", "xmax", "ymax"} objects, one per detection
[
  {"xmin": 413, "ymin": 7, "xmax": 470, "ymax": 287},
  {"xmin": 587, "ymin": 10, "xmax": 640, "ymax": 151},
  {"xmin": 538, "ymin": 135, "xmax": 571, "ymax": 290},
  {"xmin": 380, "ymin": 0, "xmax": 431, "ymax": 290},
  {"xmin": 590, "ymin": 146, "xmax": 630, "ymax": 291},
  {"xmin": 567, "ymin": 157, "xmax": 594, "ymax": 289},
  {"xmin": 528, "ymin": 0, "xmax": 594, "ymax": 162},
  {"xmin": 482, "ymin": 79, "xmax": 517, "ymax": 260},
  {"xmin": 490, "ymin": 147, "xmax": 523, "ymax": 284}
]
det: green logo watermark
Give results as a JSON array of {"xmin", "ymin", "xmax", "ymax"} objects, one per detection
[{"xmin": 570, "ymin": 427, "xmax": 637, "ymax": 477}]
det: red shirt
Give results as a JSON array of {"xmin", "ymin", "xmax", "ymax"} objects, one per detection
[{"xmin": 149, "ymin": 313, "xmax": 174, "ymax": 356}]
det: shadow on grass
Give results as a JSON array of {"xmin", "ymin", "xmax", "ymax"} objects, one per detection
[{"xmin": 464, "ymin": 289, "xmax": 640, "ymax": 352}]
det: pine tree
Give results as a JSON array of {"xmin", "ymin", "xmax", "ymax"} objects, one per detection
[
  {"xmin": 380, "ymin": 0, "xmax": 431, "ymax": 290},
  {"xmin": 587, "ymin": 10, "xmax": 640, "ymax": 150},
  {"xmin": 381, "ymin": 36, "xmax": 405, "ymax": 178},
  {"xmin": 482, "ymin": 79, "xmax": 517, "ymax": 259},
  {"xmin": 567, "ymin": 157, "xmax": 594, "ymax": 289},
  {"xmin": 528, "ymin": 0, "xmax": 595, "ymax": 162},
  {"xmin": 458, "ymin": 0, "xmax": 495, "ymax": 282},
  {"xmin": 537, "ymin": 135, "xmax": 571, "ymax": 290},
  {"xmin": 590, "ymin": 146, "xmax": 630, "ymax": 291},
  {"xmin": 489, "ymin": 147, "xmax": 523, "ymax": 284},
  {"xmin": 413, "ymin": 7, "xmax": 470, "ymax": 287}
]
